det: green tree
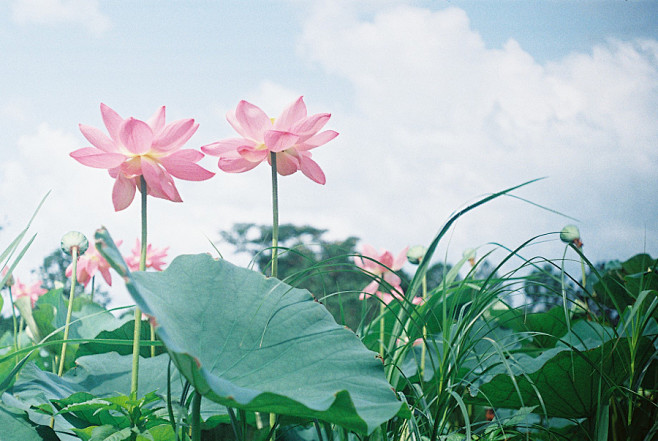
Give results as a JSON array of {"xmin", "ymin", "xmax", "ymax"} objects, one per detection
[
  {"xmin": 523, "ymin": 263, "xmax": 578, "ymax": 312},
  {"xmin": 219, "ymin": 223, "xmax": 467, "ymax": 331},
  {"xmin": 220, "ymin": 223, "xmax": 371, "ymax": 330}
]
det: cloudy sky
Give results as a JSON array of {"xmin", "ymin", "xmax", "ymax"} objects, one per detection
[{"xmin": 1, "ymin": 0, "xmax": 657, "ymax": 308}]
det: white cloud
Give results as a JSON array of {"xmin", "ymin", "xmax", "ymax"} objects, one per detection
[
  {"xmin": 2, "ymin": 4, "xmax": 657, "ymax": 312},
  {"xmin": 298, "ymin": 4, "xmax": 658, "ymax": 266},
  {"xmin": 10, "ymin": 0, "xmax": 111, "ymax": 36}
]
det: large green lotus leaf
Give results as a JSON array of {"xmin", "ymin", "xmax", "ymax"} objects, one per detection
[
  {"xmin": 488, "ymin": 306, "xmax": 569, "ymax": 348},
  {"xmin": 593, "ymin": 253, "xmax": 657, "ymax": 311},
  {"xmin": 466, "ymin": 320, "xmax": 654, "ymax": 418},
  {"xmin": 76, "ymin": 320, "xmax": 163, "ymax": 358},
  {"xmin": 96, "ymin": 228, "xmax": 407, "ymax": 434},
  {"xmin": 0, "ymin": 401, "xmax": 58, "ymax": 441},
  {"xmin": 10, "ymin": 353, "xmax": 227, "ymax": 432}
]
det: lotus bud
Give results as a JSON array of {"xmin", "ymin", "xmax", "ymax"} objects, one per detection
[
  {"xmin": 61, "ymin": 231, "xmax": 89, "ymax": 256},
  {"xmin": 560, "ymin": 225, "xmax": 583, "ymax": 248},
  {"xmin": 1, "ymin": 266, "xmax": 14, "ymax": 288},
  {"xmin": 407, "ymin": 245, "xmax": 427, "ymax": 265},
  {"xmin": 463, "ymin": 248, "xmax": 477, "ymax": 266}
]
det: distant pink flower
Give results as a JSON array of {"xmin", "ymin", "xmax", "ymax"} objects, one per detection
[
  {"xmin": 201, "ymin": 96, "xmax": 338, "ymax": 184},
  {"xmin": 66, "ymin": 242, "xmax": 119, "ymax": 287},
  {"xmin": 1, "ymin": 266, "xmax": 14, "ymax": 287},
  {"xmin": 12, "ymin": 278, "xmax": 47, "ymax": 307},
  {"xmin": 397, "ymin": 336, "xmax": 424, "ymax": 347},
  {"xmin": 355, "ymin": 244, "xmax": 408, "ymax": 294},
  {"xmin": 356, "ymin": 245, "xmax": 422, "ymax": 305},
  {"xmin": 125, "ymin": 240, "xmax": 168, "ymax": 272},
  {"xmin": 71, "ymin": 104, "xmax": 214, "ymax": 211}
]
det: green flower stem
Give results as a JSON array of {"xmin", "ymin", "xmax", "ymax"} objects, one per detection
[
  {"xmin": 270, "ymin": 152, "xmax": 279, "ymax": 279},
  {"xmin": 90, "ymin": 276, "xmax": 95, "ymax": 303},
  {"xmin": 419, "ymin": 274, "xmax": 427, "ymax": 379},
  {"xmin": 57, "ymin": 246, "xmax": 78, "ymax": 376},
  {"xmin": 131, "ymin": 176, "xmax": 148, "ymax": 398},
  {"xmin": 191, "ymin": 391, "xmax": 202, "ymax": 441},
  {"xmin": 150, "ymin": 325, "xmax": 156, "ymax": 357},
  {"xmin": 269, "ymin": 151, "xmax": 280, "ymax": 438},
  {"xmin": 8, "ymin": 287, "xmax": 19, "ymax": 363},
  {"xmin": 379, "ymin": 301, "xmax": 385, "ymax": 358}
]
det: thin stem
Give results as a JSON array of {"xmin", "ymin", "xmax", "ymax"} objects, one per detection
[
  {"xmin": 58, "ymin": 246, "xmax": 78, "ymax": 376},
  {"xmin": 379, "ymin": 301, "xmax": 385, "ymax": 358},
  {"xmin": 131, "ymin": 176, "xmax": 148, "ymax": 398},
  {"xmin": 269, "ymin": 152, "xmax": 279, "ymax": 437},
  {"xmin": 150, "ymin": 325, "xmax": 156, "ymax": 357},
  {"xmin": 420, "ymin": 274, "xmax": 428, "ymax": 379},
  {"xmin": 166, "ymin": 359, "xmax": 177, "ymax": 436},
  {"xmin": 90, "ymin": 276, "xmax": 95, "ymax": 303},
  {"xmin": 8, "ymin": 287, "xmax": 18, "ymax": 361},
  {"xmin": 270, "ymin": 152, "xmax": 279, "ymax": 279},
  {"xmin": 191, "ymin": 391, "xmax": 202, "ymax": 441}
]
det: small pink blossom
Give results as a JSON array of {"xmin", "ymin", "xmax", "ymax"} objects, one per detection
[
  {"xmin": 355, "ymin": 245, "xmax": 422, "ymax": 305},
  {"xmin": 12, "ymin": 278, "xmax": 47, "ymax": 307},
  {"xmin": 397, "ymin": 336, "xmax": 424, "ymax": 347},
  {"xmin": 71, "ymin": 104, "xmax": 214, "ymax": 211},
  {"xmin": 125, "ymin": 240, "xmax": 168, "ymax": 272},
  {"xmin": 66, "ymin": 242, "xmax": 119, "ymax": 287},
  {"xmin": 1, "ymin": 266, "xmax": 14, "ymax": 287},
  {"xmin": 201, "ymin": 96, "xmax": 338, "ymax": 184},
  {"xmin": 355, "ymin": 244, "xmax": 408, "ymax": 294}
]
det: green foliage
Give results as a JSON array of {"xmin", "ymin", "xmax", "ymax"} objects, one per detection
[
  {"xmin": 97, "ymin": 227, "xmax": 409, "ymax": 435},
  {"xmin": 220, "ymin": 223, "xmax": 370, "ymax": 330},
  {"xmin": 2, "ymin": 188, "xmax": 656, "ymax": 441}
]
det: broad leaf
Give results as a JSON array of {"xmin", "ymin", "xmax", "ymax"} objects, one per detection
[
  {"xmin": 96, "ymin": 228, "xmax": 408, "ymax": 434},
  {"xmin": 0, "ymin": 401, "xmax": 58, "ymax": 441},
  {"xmin": 466, "ymin": 320, "xmax": 654, "ymax": 418}
]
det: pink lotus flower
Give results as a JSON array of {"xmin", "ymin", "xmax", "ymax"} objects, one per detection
[
  {"xmin": 355, "ymin": 244, "xmax": 422, "ymax": 305},
  {"xmin": 201, "ymin": 97, "xmax": 338, "ymax": 184},
  {"xmin": 12, "ymin": 278, "xmax": 47, "ymax": 307},
  {"xmin": 71, "ymin": 104, "xmax": 214, "ymax": 211},
  {"xmin": 1, "ymin": 266, "xmax": 14, "ymax": 288},
  {"xmin": 125, "ymin": 239, "xmax": 168, "ymax": 272},
  {"xmin": 66, "ymin": 242, "xmax": 119, "ymax": 287}
]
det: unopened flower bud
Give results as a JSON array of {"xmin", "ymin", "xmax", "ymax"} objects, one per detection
[
  {"xmin": 1, "ymin": 267, "xmax": 14, "ymax": 287},
  {"xmin": 407, "ymin": 245, "xmax": 427, "ymax": 265},
  {"xmin": 61, "ymin": 231, "xmax": 89, "ymax": 256},
  {"xmin": 560, "ymin": 225, "xmax": 583, "ymax": 248}
]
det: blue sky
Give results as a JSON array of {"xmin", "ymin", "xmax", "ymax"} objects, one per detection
[{"xmin": 1, "ymin": 0, "xmax": 657, "ymax": 307}]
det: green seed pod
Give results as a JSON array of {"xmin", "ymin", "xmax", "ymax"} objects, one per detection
[
  {"xmin": 560, "ymin": 225, "xmax": 580, "ymax": 243},
  {"xmin": 407, "ymin": 245, "xmax": 427, "ymax": 265},
  {"xmin": 61, "ymin": 231, "xmax": 89, "ymax": 256}
]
